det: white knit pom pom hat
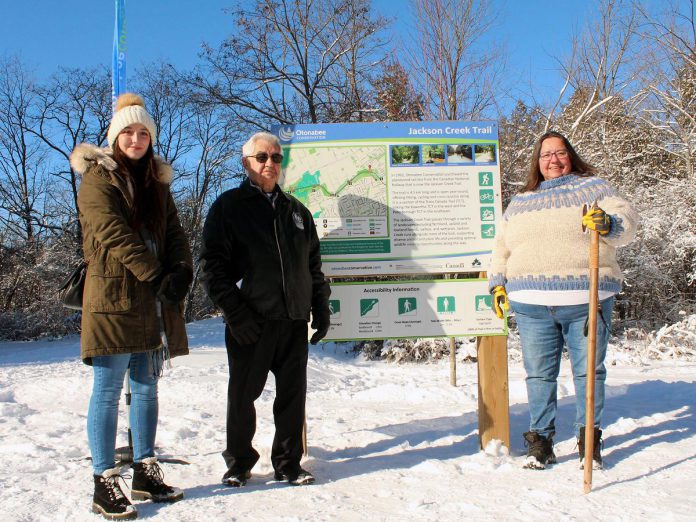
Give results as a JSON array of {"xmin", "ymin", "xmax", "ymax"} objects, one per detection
[{"xmin": 107, "ymin": 93, "xmax": 157, "ymax": 148}]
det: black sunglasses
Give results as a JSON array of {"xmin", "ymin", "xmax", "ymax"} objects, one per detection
[{"xmin": 245, "ymin": 152, "xmax": 283, "ymax": 164}]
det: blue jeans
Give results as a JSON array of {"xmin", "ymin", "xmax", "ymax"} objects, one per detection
[
  {"xmin": 511, "ymin": 298, "xmax": 614, "ymax": 438},
  {"xmin": 87, "ymin": 352, "xmax": 161, "ymax": 474}
]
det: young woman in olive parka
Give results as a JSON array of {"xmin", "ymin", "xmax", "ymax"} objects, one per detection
[{"xmin": 70, "ymin": 93, "xmax": 192, "ymax": 520}]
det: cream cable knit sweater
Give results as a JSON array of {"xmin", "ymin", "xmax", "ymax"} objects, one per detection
[{"xmin": 488, "ymin": 174, "xmax": 638, "ymax": 300}]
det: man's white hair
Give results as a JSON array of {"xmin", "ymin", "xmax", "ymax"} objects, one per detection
[{"xmin": 242, "ymin": 132, "xmax": 280, "ymax": 156}]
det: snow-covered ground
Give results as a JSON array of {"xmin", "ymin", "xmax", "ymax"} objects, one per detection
[{"xmin": 1, "ymin": 317, "xmax": 695, "ymax": 521}]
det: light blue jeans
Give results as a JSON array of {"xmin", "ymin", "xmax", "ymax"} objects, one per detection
[
  {"xmin": 511, "ymin": 298, "xmax": 614, "ymax": 438},
  {"xmin": 87, "ymin": 352, "xmax": 160, "ymax": 474}
]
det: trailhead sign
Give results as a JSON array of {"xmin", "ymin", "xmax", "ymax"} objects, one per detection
[
  {"xmin": 274, "ymin": 121, "xmax": 502, "ymax": 277},
  {"xmin": 272, "ymin": 121, "xmax": 506, "ymax": 339}
]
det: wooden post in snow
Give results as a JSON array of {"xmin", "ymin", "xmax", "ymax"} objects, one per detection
[
  {"xmin": 449, "ymin": 337, "xmax": 457, "ymax": 386},
  {"xmin": 477, "ymin": 335, "xmax": 510, "ymax": 449},
  {"xmin": 477, "ymin": 271, "xmax": 510, "ymax": 449}
]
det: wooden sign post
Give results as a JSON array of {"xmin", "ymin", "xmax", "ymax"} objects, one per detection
[
  {"xmin": 449, "ymin": 337, "xmax": 457, "ymax": 386},
  {"xmin": 476, "ymin": 334, "xmax": 510, "ymax": 449}
]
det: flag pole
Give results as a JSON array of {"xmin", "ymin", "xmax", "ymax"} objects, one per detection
[
  {"xmin": 112, "ymin": 0, "xmax": 133, "ymax": 466},
  {"xmin": 112, "ymin": 0, "xmax": 127, "ymax": 112}
]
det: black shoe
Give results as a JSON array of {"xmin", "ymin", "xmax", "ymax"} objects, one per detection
[
  {"xmin": 92, "ymin": 468, "xmax": 137, "ymax": 520},
  {"xmin": 578, "ymin": 426, "xmax": 603, "ymax": 469},
  {"xmin": 274, "ymin": 467, "xmax": 315, "ymax": 486},
  {"xmin": 131, "ymin": 457, "xmax": 184, "ymax": 503},
  {"xmin": 523, "ymin": 431, "xmax": 557, "ymax": 470},
  {"xmin": 222, "ymin": 468, "xmax": 251, "ymax": 487}
]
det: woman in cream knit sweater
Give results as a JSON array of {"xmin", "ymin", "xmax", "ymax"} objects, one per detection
[{"xmin": 489, "ymin": 131, "xmax": 638, "ymax": 470}]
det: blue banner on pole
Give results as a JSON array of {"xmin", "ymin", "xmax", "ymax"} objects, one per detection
[{"xmin": 112, "ymin": 0, "xmax": 126, "ymax": 112}]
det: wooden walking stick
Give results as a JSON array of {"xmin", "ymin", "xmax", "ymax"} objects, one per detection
[
  {"xmin": 582, "ymin": 203, "xmax": 600, "ymax": 493},
  {"xmin": 303, "ymin": 416, "xmax": 308, "ymax": 456}
]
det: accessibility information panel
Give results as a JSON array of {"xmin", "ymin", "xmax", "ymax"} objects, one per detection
[
  {"xmin": 273, "ymin": 121, "xmax": 502, "ymax": 276},
  {"xmin": 323, "ymin": 280, "xmax": 506, "ymax": 341}
]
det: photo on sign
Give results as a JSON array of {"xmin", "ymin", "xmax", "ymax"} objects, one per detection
[
  {"xmin": 446, "ymin": 144, "xmax": 473, "ymax": 164},
  {"xmin": 474, "ymin": 144, "xmax": 497, "ymax": 163},
  {"xmin": 422, "ymin": 144, "xmax": 445, "ymax": 165},
  {"xmin": 390, "ymin": 145, "xmax": 420, "ymax": 166}
]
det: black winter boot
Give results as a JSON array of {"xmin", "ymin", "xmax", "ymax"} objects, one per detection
[
  {"xmin": 92, "ymin": 468, "xmax": 137, "ymax": 520},
  {"xmin": 131, "ymin": 457, "xmax": 184, "ymax": 503},
  {"xmin": 578, "ymin": 426, "xmax": 603, "ymax": 469},
  {"xmin": 274, "ymin": 466, "xmax": 315, "ymax": 486},
  {"xmin": 523, "ymin": 431, "xmax": 557, "ymax": 470},
  {"xmin": 222, "ymin": 468, "xmax": 252, "ymax": 487}
]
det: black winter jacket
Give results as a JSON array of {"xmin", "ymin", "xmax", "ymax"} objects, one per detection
[{"xmin": 199, "ymin": 178, "xmax": 330, "ymax": 322}]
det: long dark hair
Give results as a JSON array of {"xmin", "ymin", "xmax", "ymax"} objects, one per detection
[
  {"xmin": 113, "ymin": 143, "xmax": 164, "ymax": 230},
  {"xmin": 522, "ymin": 131, "xmax": 596, "ymax": 192}
]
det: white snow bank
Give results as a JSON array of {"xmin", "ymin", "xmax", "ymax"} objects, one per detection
[{"xmin": 0, "ymin": 317, "xmax": 695, "ymax": 521}]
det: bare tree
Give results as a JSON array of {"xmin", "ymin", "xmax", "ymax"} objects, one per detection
[
  {"xmin": 372, "ymin": 58, "xmax": 424, "ymax": 121},
  {"xmin": 133, "ymin": 62, "xmax": 195, "ymax": 165},
  {"xmin": 406, "ymin": 0, "xmax": 503, "ymax": 120},
  {"xmin": 176, "ymin": 106, "xmax": 241, "ymax": 321},
  {"xmin": 567, "ymin": 0, "xmax": 639, "ymax": 100},
  {"xmin": 192, "ymin": 0, "xmax": 389, "ymax": 127},
  {"xmin": 543, "ymin": 0, "xmax": 644, "ymax": 180},
  {"xmin": 0, "ymin": 58, "xmax": 58, "ymax": 321},
  {"xmin": 637, "ymin": 0, "xmax": 696, "ymax": 179},
  {"xmin": 0, "ymin": 57, "xmax": 50, "ymax": 246},
  {"xmin": 322, "ymin": 0, "xmax": 390, "ymax": 121},
  {"xmin": 542, "ymin": 0, "xmax": 641, "ymax": 135},
  {"xmin": 30, "ymin": 66, "xmax": 111, "ymax": 239}
]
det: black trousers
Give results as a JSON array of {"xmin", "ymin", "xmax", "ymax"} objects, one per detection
[{"xmin": 222, "ymin": 319, "xmax": 308, "ymax": 474}]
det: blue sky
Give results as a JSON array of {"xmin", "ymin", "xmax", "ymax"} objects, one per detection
[{"xmin": 0, "ymin": 0, "xmax": 596, "ymax": 110}]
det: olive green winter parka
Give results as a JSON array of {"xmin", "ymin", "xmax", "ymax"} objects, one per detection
[{"xmin": 70, "ymin": 143, "xmax": 192, "ymax": 364}]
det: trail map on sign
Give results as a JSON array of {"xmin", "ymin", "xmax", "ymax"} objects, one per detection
[{"xmin": 283, "ymin": 146, "xmax": 388, "ymax": 240}]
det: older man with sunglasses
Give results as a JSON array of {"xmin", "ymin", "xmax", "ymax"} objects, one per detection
[{"xmin": 200, "ymin": 132, "xmax": 331, "ymax": 487}]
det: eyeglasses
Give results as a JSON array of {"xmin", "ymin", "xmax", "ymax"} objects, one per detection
[
  {"xmin": 539, "ymin": 150, "xmax": 569, "ymax": 161},
  {"xmin": 245, "ymin": 152, "xmax": 283, "ymax": 164}
]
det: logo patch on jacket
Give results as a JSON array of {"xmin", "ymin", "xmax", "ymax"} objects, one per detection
[{"xmin": 292, "ymin": 212, "xmax": 304, "ymax": 230}]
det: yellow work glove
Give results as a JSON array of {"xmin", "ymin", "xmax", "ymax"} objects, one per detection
[
  {"xmin": 492, "ymin": 286, "xmax": 509, "ymax": 319},
  {"xmin": 582, "ymin": 206, "xmax": 611, "ymax": 235}
]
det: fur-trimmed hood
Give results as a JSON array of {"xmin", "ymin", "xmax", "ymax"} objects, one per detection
[{"xmin": 70, "ymin": 143, "xmax": 173, "ymax": 184}]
